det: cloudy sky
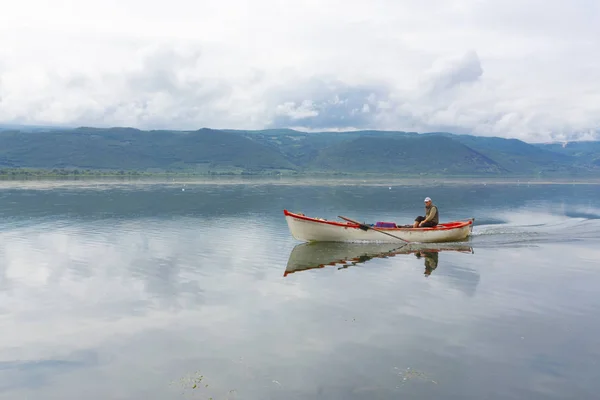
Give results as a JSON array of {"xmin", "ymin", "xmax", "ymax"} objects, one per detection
[{"xmin": 0, "ymin": 0, "xmax": 599, "ymax": 142}]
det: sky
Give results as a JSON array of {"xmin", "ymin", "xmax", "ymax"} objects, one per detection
[{"xmin": 0, "ymin": 0, "xmax": 599, "ymax": 142}]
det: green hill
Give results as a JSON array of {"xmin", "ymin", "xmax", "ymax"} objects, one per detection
[
  {"xmin": 436, "ymin": 134, "xmax": 579, "ymax": 174},
  {"xmin": 223, "ymin": 129, "xmax": 418, "ymax": 166},
  {"xmin": 0, "ymin": 125, "xmax": 598, "ymax": 177},
  {"xmin": 0, "ymin": 127, "xmax": 296, "ymax": 173},
  {"xmin": 305, "ymin": 135, "xmax": 506, "ymax": 175},
  {"xmin": 536, "ymin": 141, "xmax": 600, "ymax": 168}
]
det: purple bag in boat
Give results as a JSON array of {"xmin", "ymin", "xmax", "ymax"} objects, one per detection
[{"xmin": 375, "ymin": 221, "xmax": 397, "ymax": 228}]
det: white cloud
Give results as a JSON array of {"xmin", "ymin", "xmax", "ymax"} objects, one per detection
[
  {"xmin": 275, "ymin": 101, "xmax": 319, "ymax": 120},
  {"xmin": 0, "ymin": 0, "xmax": 599, "ymax": 141}
]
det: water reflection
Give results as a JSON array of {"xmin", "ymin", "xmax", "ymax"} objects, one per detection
[
  {"xmin": 1, "ymin": 182, "xmax": 599, "ymax": 399},
  {"xmin": 284, "ymin": 242, "xmax": 474, "ymax": 277}
]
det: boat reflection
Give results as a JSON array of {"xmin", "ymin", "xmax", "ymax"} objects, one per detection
[{"xmin": 284, "ymin": 242, "xmax": 474, "ymax": 277}]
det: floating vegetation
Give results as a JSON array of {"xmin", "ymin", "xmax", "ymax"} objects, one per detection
[
  {"xmin": 173, "ymin": 365, "xmax": 434, "ymax": 397},
  {"xmin": 172, "ymin": 371, "xmax": 236, "ymax": 399},
  {"xmin": 394, "ymin": 367, "xmax": 437, "ymax": 385}
]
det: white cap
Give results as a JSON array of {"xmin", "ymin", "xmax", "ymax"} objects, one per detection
[{"xmin": 424, "ymin": 197, "xmax": 431, "ymax": 202}]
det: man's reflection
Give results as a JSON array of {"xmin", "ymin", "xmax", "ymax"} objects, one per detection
[{"xmin": 415, "ymin": 251, "xmax": 439, "ymax": 276}]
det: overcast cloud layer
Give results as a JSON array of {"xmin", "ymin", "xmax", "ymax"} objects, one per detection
[{"xmin": 1, "ymin": 0, "xmax": 599, "ymax": 142}]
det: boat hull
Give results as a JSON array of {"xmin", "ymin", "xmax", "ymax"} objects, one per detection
[{"xmin": 283, "ymin": 209, "xmax": 474, "ymax": 243}]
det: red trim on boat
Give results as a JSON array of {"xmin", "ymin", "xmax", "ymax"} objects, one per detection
[
  {"xmin": 283, "ymin": 209, "xmax": 356, "ymax": 228},
  {"xmin": 283, "ymin": 209, "xmax": 473, "ymax": 231}
]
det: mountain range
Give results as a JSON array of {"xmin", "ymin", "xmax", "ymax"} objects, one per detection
[{"xmin": 0, "ymin": 125, "xmax": 599, "ymax": 177}]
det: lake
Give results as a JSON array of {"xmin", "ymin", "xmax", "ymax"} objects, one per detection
[{"xmin": 1, "ymin": 178, "xmax": 599, "ymax": 400}]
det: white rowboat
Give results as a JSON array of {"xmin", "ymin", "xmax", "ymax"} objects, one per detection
[{"xmin": 283, "ymin": 209, "xmax": 474, "ymax": 243}]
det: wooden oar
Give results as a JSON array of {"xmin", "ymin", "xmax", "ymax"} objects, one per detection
[{"xmin": 338, "ymin": 215, "xmax": 410, "ymax": 243}]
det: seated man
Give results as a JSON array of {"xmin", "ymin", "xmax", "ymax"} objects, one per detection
[{"xmin": 413, "ymin": 197, "xmax": 439, "ymax": 228}]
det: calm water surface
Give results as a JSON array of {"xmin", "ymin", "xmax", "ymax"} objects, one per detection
[{"xmin": 1, "ymin": 179, "xmax": 599, "ymax": 400}]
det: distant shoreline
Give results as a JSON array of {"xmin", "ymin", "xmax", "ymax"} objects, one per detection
[{"xmin": 1, "ymin": 174, "xmax": 599, "ymax": 188}]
